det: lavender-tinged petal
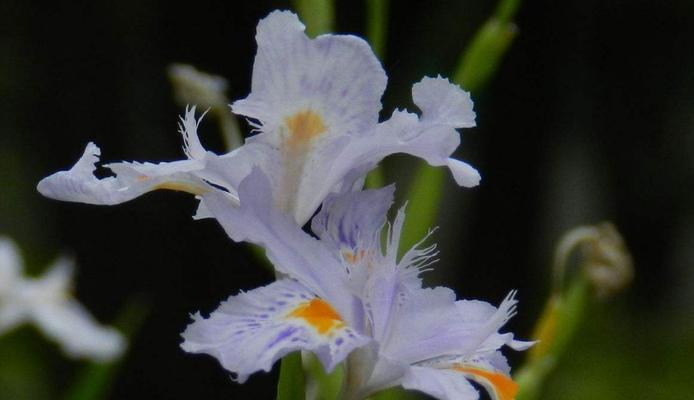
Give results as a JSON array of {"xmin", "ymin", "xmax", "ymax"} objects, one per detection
[{"xmin": 181, "ymin": 279, "xmax": 370, "ymax": 382}]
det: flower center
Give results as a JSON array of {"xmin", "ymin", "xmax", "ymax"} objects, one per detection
[
  {"xmin": 288, "ymin": 298, "xmax": 344, "ymax": 334},
  {"xmin": 284, "ymin": 109, "xmax": 327, "ymax": 148},
  {"xmin": 277, "ymin": 109, "xmax": 328, "ymax": 217}
]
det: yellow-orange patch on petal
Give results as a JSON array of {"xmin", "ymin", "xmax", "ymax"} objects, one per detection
[
  {"xmin": 287, "ymin": 299, "xmax": 344, "ymax": 334},
  {"xmin": 153, "ymin": 181, "xmax": 209, "ymax": 196},
  {"xmin": 342, "ymin": 249, "xmax": 367, "ymax": 264},
  {"xmin": 284, "ymin": 110, "xmax": 326, "ymax": 148},
  {"xmin": 454, "ymin": 366, "xmax": 519, "ymax": 400}
]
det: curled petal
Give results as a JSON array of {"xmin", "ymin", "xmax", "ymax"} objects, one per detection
[
  {"xmin": 412, "ymin": 76, "xmax": 476, "ymax": 127},
  {"xmin": 37, "ymin": 108, "xmax": 217, "ymax": 206},
  {"xmin": 446, "ymin": 158, "xmax": 481, "ymax": 188},
  {"xmin": 455, "ymin": 291, "xmax": 534, "ymax": 356},
  {"xmin": 37, "ymin": 142, "xmax": 210, "ymax": 205}
]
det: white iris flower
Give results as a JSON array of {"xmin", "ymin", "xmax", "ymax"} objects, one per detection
[
  {"xmin": 181, "ymin": 170, "xmax": 530, "ymax": 400},
  {"xmin": 37, "ymin": 10, "xmax": 479, "ymax": 227},
  {"xmin": 0, "ymin": 238, "xmax": 124, "ymax": 361}
]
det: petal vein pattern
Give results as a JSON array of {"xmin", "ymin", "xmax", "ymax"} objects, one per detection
[{"xmin": 181, "ymin": 279, "xmax": 370, "ymax": 382}]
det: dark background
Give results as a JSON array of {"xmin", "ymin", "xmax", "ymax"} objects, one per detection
[{"xmin": 1, "ymin": 0, "xmax": 693, "ymax": 399}]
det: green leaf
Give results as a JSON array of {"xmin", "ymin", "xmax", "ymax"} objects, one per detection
[
  {"xmin": 452, "ymin": 18, "xmax": 518, "ymax": 94},
  {"xmin": 293, "ymin": 0, "xmax": 335, "ymax": 37},
  {"xmin": 514, "ymin": 278, "xmax": 590, "ymax": 400},
  {"xmin": 305, "ymin": 353, "xmax": 343, "ymax": 400},
  {"xmin": 277, "ymin": 352, "xmax": 306, "ymax": 400},
  {"xmin": 369, "ymin": 387, "xmax": 421, "ymax": 400},
  {"xmin": 364, "ymin": 167, "xmax": 386, "ymax": 189},
  {"xmin": 399, "ymin": 162, "xmax": 445, "ymax": 256}
]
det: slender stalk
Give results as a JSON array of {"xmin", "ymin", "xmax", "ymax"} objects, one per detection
[
  {"xmin": 293, "ymin": 0, "xmax": 335, "ymax": 37},
  {"xmin": 366, "ymin": 0, "xmax": 389, "ymax": 59},
  {"xmin": 277, "ymin": 353, "xmax": 306, "ymax": 400}
]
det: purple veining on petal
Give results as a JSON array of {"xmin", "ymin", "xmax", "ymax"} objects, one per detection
[{"xmin": 267, "ymin": 326, "xmax": 299, "ymax": 349}]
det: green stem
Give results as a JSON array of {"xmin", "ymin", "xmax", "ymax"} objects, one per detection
[
  {"xmin": 514, "ymin": 277, "xmax": 590, "ymax": 400},
  {"xmin": 293, "ymin": 0, "xmax": 335, "ymax": 37},
  {"xmin": 277, "ymin": 352, "xmax": 306, "ymax": 400},
  {"xmin": 399, "ymin": 163, "xmax": 445, "ymax": 257},
  {"xmin": 366, "ymin": 0, "xmax": 389, "ymax": 59},
  {"xmin": 496, "ymin": 0, "xmax": 521, "ymax": 25}
]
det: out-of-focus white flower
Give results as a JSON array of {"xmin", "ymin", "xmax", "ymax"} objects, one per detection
[
  {"xmin": 181, "ymin": 170, "xmax": 529, "ymax": 399},
  {"xmin": 0, "ymin": 238, "xmax": 124, "ymax": 362},
  {"xmin": 37, "ymin": 10, "xmax": 479, "ymax": 229}
]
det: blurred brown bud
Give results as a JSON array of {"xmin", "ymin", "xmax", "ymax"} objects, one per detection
[
  {"xmin": 553, "ymin": 222, "xmax": 633, "ymax": 299},
  {"xmin": 167, "ymin": 63, "xmax": 228, "ymax": 109},
  {"xmin": 167, "ymin": 63, "xmax": 243, "ymax": 150},
  {"xmin": 582, "ymin": 223, "xmax": 633, "ymax": 298}
]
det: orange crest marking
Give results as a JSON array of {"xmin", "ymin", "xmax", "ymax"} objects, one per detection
[
  {"xmin": 288, "ymin": 298, "xmax": 344, "ymax": 334},
  {"xmin": 284, "ymin": 109, "xmax": 327, "ymax": 147},
  {"xmin": 153, "ymin": 181, "xmax": 208, "ymax": 196},
  {"xmin": 454, "ymin": 366, "xmax": 519, "ymax": 400}
]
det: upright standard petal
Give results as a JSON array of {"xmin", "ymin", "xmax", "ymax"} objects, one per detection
[
  {"xmin": 222, "ymin": 10, "xmax": 389, "ymax": 224},
  {"xmin": 232, "ymin": 10, "xmax": 387, "ymax": 139},
  {"xmin": 181, "ymin": 278, "xmax": 370, "ymax": 382},
  {"xmin": 37, "ymin": 107, "xmax": 217, "ymax": 206}
]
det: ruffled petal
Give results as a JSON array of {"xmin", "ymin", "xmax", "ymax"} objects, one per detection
[
  {"xmin": 37, "ymin": 107, "xmax": 217, "ymax": 205},
  {"xmin": 181, "ymin": 279, "xmax": 370, "ymax": 382},
  {"xmin": 232, "ymin": 10, "xmax": 386, "ymax": 140},
  {"xmin": 37, "ymin": 142, "xmax": 209, "ymax": 205},
  {"xmin": 319, "ymin": 76, "xmax": 479, "ymax": 196},
  {"xmin": 227, "ymin": 10, "xmax": 388, "ymax": 224},
  {"xmin": 455, "ymin": 291, "xmax": 533, "ymax": 357},
  {"xmin": 412, "ymin": 76, "xmax": 475, "ymax": 127},
  {"xmin": 377, "ymin": 286, "xmax": 470, "ymax": 364}
]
